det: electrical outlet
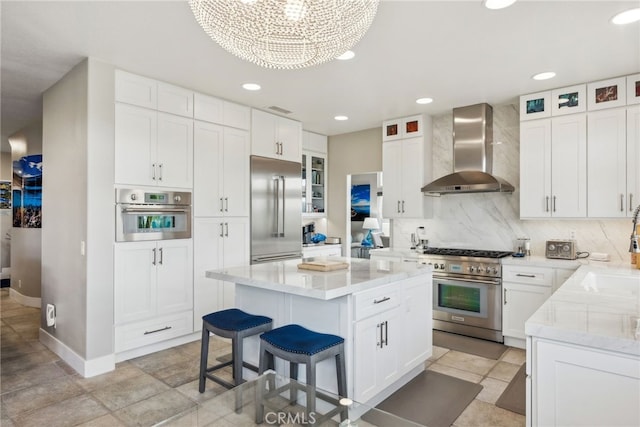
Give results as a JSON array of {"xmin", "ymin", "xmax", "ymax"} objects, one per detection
[
  {"xmin": 569, "ymin": 230, "xmax": 576, "ymax": 240},
  {"xmin": 18, "ymin": 279, "xmax": 22, "ymax": 288}
]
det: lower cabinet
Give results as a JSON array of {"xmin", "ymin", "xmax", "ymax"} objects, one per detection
[
  {"xmin": 352, "ymin": 276, "xmax": 432, "ymax": 403},
  {"xmin": 529, "ymin": 338, "xmax": 640, "ymax": 427},
  {"xmin": 114, "ymin": 239, "xmax": 193, "ymax": 352}
]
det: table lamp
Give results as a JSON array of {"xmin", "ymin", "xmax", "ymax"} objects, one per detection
[{"xmin": 361, "ymin": 217, "xmax": 380, "ymax": 247}]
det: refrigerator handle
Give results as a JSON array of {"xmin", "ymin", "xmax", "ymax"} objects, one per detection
[
  {"xmin": 279, "ymin": 176, "xmax": 286, "ymax": 237},
  {"xmin": 272, "ymin": 176, "xmax": 280, "ymax": 237}
]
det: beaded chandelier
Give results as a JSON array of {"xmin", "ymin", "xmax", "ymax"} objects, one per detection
[{"xmin": 189, "ymin": 0, "xmax": 379, "ymax": 69}]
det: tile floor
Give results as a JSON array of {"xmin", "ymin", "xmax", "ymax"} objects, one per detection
[{"xmin": 1, "ymin": 289, "xmax": 525, "ymax": 426}]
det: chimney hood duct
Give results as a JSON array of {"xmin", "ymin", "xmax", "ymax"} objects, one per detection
[{"xmin": 421, "ymin": 103, "xmax": 514, "ymax": 195}]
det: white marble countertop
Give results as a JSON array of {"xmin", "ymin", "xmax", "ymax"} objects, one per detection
[
  {"xmin": 525, "ymin": 263, "xmax": 640, "ymax": 356},
  {"xmin": 206, "ymin": 257, "xmax": 432, "ymax": 300},
  {"xmin": 368, "ymin": 248, "xmax": 420, "ymax": 259}
]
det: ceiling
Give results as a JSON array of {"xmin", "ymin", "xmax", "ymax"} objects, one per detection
[{"xmin": 2, "ymin": 1, "xmax": 639, "ymax": 153}]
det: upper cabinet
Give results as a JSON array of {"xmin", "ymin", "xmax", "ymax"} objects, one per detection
[
  {"xmin": 251, "ymin": 109, "xmax": 302, "ymax": 162},
  {"xmin": 157, "ymin": 83, "xmax": 194, "ymax": 118},
  {"xmin": 382, "ymin": 115, "xmax": 424, "ymax": 141},
  {"xmin": 382, "ymin": 114, "xmax": 433, "ymax": 218},
  {"xmin": 115, "ymin": 70, "xmax": 157, "ymax": 109},
  {"xmin": 302, "ymin": 131, "xmax": 327, "ymax": 216},
  {"xmin": 115, "ymin": 104, "xmax": 193, "ymax": 189},
  {"xmin": 194, "ymin": 93, "xmax": 250, "ymax": 130}
]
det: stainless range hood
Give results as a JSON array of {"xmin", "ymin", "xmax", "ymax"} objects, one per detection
[{"xmin": 421, "ymin": 103, "xmax": 514, "ymax": 195}]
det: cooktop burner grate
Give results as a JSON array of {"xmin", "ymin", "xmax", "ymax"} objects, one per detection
[{"xmin": 421, "ymin": 247, "xmax": 513, "ymax": 258}]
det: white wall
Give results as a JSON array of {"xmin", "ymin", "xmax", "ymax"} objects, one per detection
[{"xmin": 41, "ymin": 58, "xmax": 115, "ymax": 366}]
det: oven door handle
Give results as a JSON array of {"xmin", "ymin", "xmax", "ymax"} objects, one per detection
[
  {"xmin": 120, "ymin": 208, "xmax": 189, "ymax": 214},
  {"xmin": 434, "ymin": 275, "xmax": 501, "ymax": 285}
]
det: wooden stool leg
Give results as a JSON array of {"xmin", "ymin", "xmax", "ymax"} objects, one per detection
[{"xmin": 198, "ymin": 326, "xmax": 209, "ymax": 393}]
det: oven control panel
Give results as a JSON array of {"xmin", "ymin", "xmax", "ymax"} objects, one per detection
[{"xmin": 418, "ymin": 257, "xmax": 502, "ymax": 278}]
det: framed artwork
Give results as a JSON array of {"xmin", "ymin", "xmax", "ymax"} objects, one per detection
[
  {"xmin": 519, "ymin": 91, "xmax": 551, "ymax": 120},
  {"xmin": 350, "ymin": 184, "xmax": 370, "ymax": 221},
  {"xmin": 627, "ymin": 73, "xmax": 640, "ymax": 105},
  {"xmin": 12, "ymin": 154, "xmax": 43, "ymax": 228},
  {"xmin": 587, "ymin": 77, "xmax": 626, "ymax": 110},
  {"xmin": 551, "ymin": 84, "xmax": 586, "ymax": 116},
  {"xmin": 0, "ymin": 181, "xmax": 10, "ymax": 210}
]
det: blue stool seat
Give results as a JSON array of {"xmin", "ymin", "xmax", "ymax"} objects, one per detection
[
  {"xmin": 256, "ymin": 324, "xmax": 347, "ymax": 425},
  {"xmin": 199, "ymin": 308, "xmax": 272, "ymax": 392}
]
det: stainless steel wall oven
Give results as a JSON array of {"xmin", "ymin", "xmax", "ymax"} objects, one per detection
[
  {"xmin": 418, "ymin": 248, "xmax": 511, "ymax": 343},
  {"xmin": 115, "ymin": 188, "xmax": 191, "ymax": 242}
]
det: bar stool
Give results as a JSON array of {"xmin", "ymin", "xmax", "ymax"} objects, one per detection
[
  {"xmin": 256, "ymin": 324, "xmax": 347, "ymax": 424},
  {"xmin": 199, "ymin": 308, "xmax": 272, "ymax": 392}
]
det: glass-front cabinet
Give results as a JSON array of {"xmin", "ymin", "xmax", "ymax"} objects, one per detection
[
  {"xmin": 302, "ymin": 153, "xmax": 326, "ymax": 215},
  {"xmin": 301, "ymin": 131, "xmax": 328, "ymax": 217}
]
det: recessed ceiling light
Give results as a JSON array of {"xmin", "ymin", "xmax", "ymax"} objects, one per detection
[
  {"xmin": 242, "ymin": 83, "xmax": 261, "ymax": 91},
  {"xmin": 611, "ymin": 8, "xmax": 640, "ymax": 25},
  {"xmin": 483, "ymin": 0, "xmax": 516, "ymax": 10},
  {"xmin": 334, "ymin": 115, "xmax": 349, "ymax": 121},
  {"xmin": 416, "ymin": 97, "xmax": 433, "ymax": 105},
  {"xmin": 532, "ymin": 71, "xmax": 556, "ymax": 81},
  {"xmin": 336, "ymin": 50, "xmax": 355, "ymax": 60}
]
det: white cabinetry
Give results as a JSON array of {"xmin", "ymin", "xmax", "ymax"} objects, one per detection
[
  {"xmin": 115, "ymin": 70, "xmax": 157, "ymax": 109},
  {"xmin": 193, "ymin": 217, "xmax": 250, "ymax": 331},
  {"xmin": 519, "ymin": 114, "xmax": 587, "ymax": 218},
  {"xmin": 382, "ymin": 117, "xmax": 432, "ymax": 218},
  {"xmin": 194, "ymin": 121, "xmax": 250, "ymax": 217},
  {"xmin": 157, "ymin": 82, "xmax": 193, "ymax": 118},
  {"xmin": 302, "ymin": 131, "xmax": 327, "ymax": 216},
  {"xmin": 194, "ymin": 93, "xmax": 250, "ymax": 130},
  {"xmin": 251, "ymin": 109, "xmax": 302, "ymax": 162},
  {"xmin": 587, "ymin": 108, "xmax": 627, "ymax": 217},
  {"xmin": 115, "ymin": 104, "xmax": 193, "ymax": 189},
  {"xmin": 529, "ymin": 338, "xmax": 640, "ymax": 427},
  {"xmin": 382, "ymin": 115, "xmax": 424, "ymax": 141},
  {"xmin": 114, "ymin": 240, "xmax": 193, "ymax": 352},
  {"xmin": 627, "ymin": 105, "xmax": 640, "ymax": 216}
]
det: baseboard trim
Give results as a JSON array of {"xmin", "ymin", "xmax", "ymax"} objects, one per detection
[
  {"xmin": 39, "ymin": 328, "xmax": 115, "ymax": 378},
  {"xmin": 10, "ymin": 288, "xmax": 41, "ymax": 308},
  {"xmin": 115, "ymin": 331, "xmax": 201, "ymax": 363}
]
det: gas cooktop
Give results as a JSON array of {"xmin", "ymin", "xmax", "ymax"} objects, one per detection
[{"xmin": 420, "ymin": 247, "xmax": 513, "ymax": 259}]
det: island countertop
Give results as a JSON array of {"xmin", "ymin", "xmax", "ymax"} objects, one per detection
[{"xmin": 206, "ymin": 257, "xmax": 432, "ymax": 300}]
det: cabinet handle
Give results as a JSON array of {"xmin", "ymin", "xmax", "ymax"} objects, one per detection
[
  {"xmin": 545, "ymin": 196, "xmax": 549, "ymax": 212},
  {"xmin": 144, "ymin": 326, "xmax": 172, "ymax": 335},
  {"xmin": 402, "ymin": 200, "xmax": 405, "ymax": 213},
  {"xmin": 152, "ymin": 163, "xmax": 157, "ymax": 181},
  {"xmin": 397, "ymin": 201, "xmax": 401, "ymax": 213},
  {"xmin": 158, "ymin": 163, "xmax": 163, "ymax": 181},
  {"xmin": 630, "ymin": 194, "xmax": 634, "ymax": 212},
  {"xmin": 152, "ymin": 248, "xmax": 157, "ymax": 265},
  {"xmin": 516, "ymin": 273, "xmax": 536, "ymax": 278},
  {"xmin": 158, "ymin": 247, "xmax": 163, "ymax": 265},
  {"xmin": 275, "ymin": 142, "xmax": 279, "ymax": 155},
  {"xmin": 280, "ymin": 142, "xmax": 284, "ymax": 155},
  {"xmin": 220, "ymin": 223, "xmax": 224, "ymax": 237},
  {"xmin": 220, "ymin": 198, "xmax": 224, "ymax": 212},
  {"xmin": 377, "ymin": 323, "xmax": 381, "ymax": 348},
  {"xmin": 620, "ymin": 194, "xmax": 624, "ymax": 212},
  {"xmin": 225, "ymin": 222, "xmax": 229, "ymax": 237},
  {"xmin": 503, "ymin": 288, "xmax": 507, "ymax": 305},
  {"xmin": 224, "ymin": 197, "xmax": 229, "ymax": 212},
  {"xmin": 382, "ymin": 321, "xmax": 388, "ymax": 347},
  {"xmin": 552, "ymin": 196, "xmax": 556, "ymax": 212},
  {"xmin": 373, "ymin": 296, "xmax": 390, "ymax": 304}
]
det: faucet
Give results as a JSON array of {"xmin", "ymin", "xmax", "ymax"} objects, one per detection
[{"xmin": 630, "ymin": 204, "xmax": 640, "ymax": 253}]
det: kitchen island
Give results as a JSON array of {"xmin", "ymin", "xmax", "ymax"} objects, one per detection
[
  {"xmin": 206, "ymin": 257, "xmax": 433, "ymax": 406},
  {"xmin": 525, "ymin": 263, "xmax": 640, "ymax": 427}
]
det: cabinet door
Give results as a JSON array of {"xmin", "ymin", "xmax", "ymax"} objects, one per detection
[
  {"xmin": 114, "ymin": 242, "xmax": 157, "ymax": 324},
  {"xmin": 223, "ymin": 128, "xmax": 250, "ymax": 217},
  {"xmin": 382, "ymin": 119, "xmax": 402, "ymax": 142},
  {"xmin": 302, "ymin": 131, "xmax": 327, "ymax": 153},
  {"xmin": 520, "ymin": 119, "xmax": 552, "ymax": 218},
  {"xmin": 402, "ymin": 115, "xmax": 423, "ymax": 138},
  {"xmin": 156, "ymin": 113, "xmax": 193, "ymax": 189},
  {"xmin": 115, "ymin": 70, "xmax": 157, "ymax": 109},
  {"xmin": 587, "ymin": 108, "xmax": 626, "ymax": 217},
  {"xmin": 251, "ymin": 109, "xmax": 278, "ymax": 159},
  {"xmin": 353, "ymin": 315, "xmax": 381, "ymax": 402},
  {"xmin": 223, "ymin": 101, "xmax": 250, "ymax": 130},
  {"xmin": 503, "ymin": 282, "xmax": 550, "ymax": 339},
  {"xmin": 401, "ymin": 280, "xmax": 431, "ymax": 369},
  {"xmin": 157, "ymin": 82, "xmax": 193, "ymax": 118},
  {"xmin": 156, "ymin": 239, "xmax": 193, "ymax": 315},
  {"xmin": 115, "ymin": 103, "xmax": 157, "ymax": 187},
  {"xmin": 400, "ymin": 137, "xmax": 424, "ymax": 217},
  {"xmin": 194, "ymin": 92, "xmax": 224, "ymax": 125},
  {"xmin": 551, "ymin": 114, "xmax": 587, "ymax": 217},
  {"xmin": 277, "ymin": 116, "xmax": 302, "ymax": 162},
  {"xmin": 377, "ymin": 308, "xmax": 402, "ymax": 387},
  {"xmin": 627, "ymin": 105, "xmax": 640, "ymax": 217},
  {"xmin": 193, "ymin": 219, "xmax": 224, "ymax": 330},
  {"xmin": 382, "ymin": 140, "xmax": 403, "ymax": 217},
  {"xmin": 220, "ymin": 217, "xmax": 250, "ymax": 309},
  {"xmin": 194, "ymin": 121, "xmax": 224, "ymax": 216}
]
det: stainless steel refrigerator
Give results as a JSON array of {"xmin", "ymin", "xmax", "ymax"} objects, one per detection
[{"xmin": 250, "ymin": 156, "xmax": 302, "ymax": 264}]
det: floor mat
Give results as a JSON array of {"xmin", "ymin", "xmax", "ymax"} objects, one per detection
[
  {"xmin": 363, "ymin": 370, "xmax": 483, "ymax": 427},
  {"xmin": 495, "ymin": 363, "xmax": 526, "ymax": 415},
  {"xmin": 433, "ymin": 330, "xmax": 507, "ymax": 360}
]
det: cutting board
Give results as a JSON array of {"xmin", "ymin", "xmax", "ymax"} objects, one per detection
[{"xmin": 298, "ymin": 260, "xmax": 350, "ymax": 272}]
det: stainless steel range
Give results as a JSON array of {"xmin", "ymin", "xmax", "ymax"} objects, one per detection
[{"xmin": 418, "ymin": 248, "xmax": 512, "ymax": 343}]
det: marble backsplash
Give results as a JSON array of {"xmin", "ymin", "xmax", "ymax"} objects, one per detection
[{"xmin": 392, "ymin": 104, "xmax": 634, "ymax": 263}]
